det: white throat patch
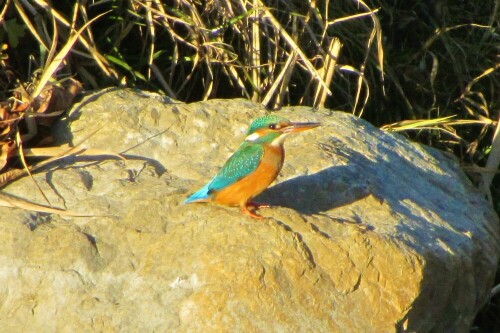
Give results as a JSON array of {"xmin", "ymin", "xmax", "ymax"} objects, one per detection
[
  {"xmin": 245, "ymin": 132, "xmax": 261, "ymax": 142},
  {"xmin": 271, "ymin": 133, "xmax": 289, "ymax": 146}
]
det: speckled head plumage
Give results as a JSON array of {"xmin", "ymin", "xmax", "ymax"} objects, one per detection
[
  {"xmin": 245, "ymin": 114, "xmax": 320, "ymax": 145},
  {"xmin": 247, "ymin": 114, "xmax": 291, "ymax": 135}
]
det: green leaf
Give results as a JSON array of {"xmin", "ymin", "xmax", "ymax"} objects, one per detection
[{"xmin": 105, "ymin": 55, "xmax": 133, "ymax": 71}]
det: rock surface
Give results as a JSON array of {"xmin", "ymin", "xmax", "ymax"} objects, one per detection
[{"xmin": 0, "ymin": 89, "xmax": 498, "ymax": 332}]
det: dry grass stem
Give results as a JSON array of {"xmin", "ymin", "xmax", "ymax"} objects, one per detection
[
  {"xmin": 251, "ymin": 0, "xmax": 261, "ymax": 102},
  {"xmin": 13, "ymin": 0, "xmax": 49, "ymax": 51},
  {"xmin": 31, "ymin": 11, "xmax": 109, "ymax": 99},
  {"xmin": 0, "ymin": 0, "xmax": 12, "ymax": 24},
  {"xmin": 327, "ymin": 9, "xmax": 380, "ymax": 26},
  {"xmin": 15, "ymin": 130, "xmax": 52, "ymax": 206},
  {"xmin": 261, "ymin": 50, "xmax": 297, "ymax": 108},
  {"xmin": 258, "ymin": 0, "xmax": 331, "ymax": 96},
  {"xmin": 0, "ymin": 191, "xmax": 92, "ymax": 216},
  {"xmin": 150, "ymin": 63, "xmax": 177, "ymax": 98},
  {"xmin": 313, "ymin": 38, "xmax": 342, "ymax": 109}
]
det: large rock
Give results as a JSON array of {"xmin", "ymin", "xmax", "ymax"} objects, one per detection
[{"xmin": 0, "ymin": 89, "xmax": 498, "ymax": 332}]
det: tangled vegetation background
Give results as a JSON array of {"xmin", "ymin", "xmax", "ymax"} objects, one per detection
[{"xmin": 0, "ymin": 0, "xmax": 498, "ymax": 331}]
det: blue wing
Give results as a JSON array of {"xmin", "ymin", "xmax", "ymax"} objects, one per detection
[{"xmin": 184, "ymin": 142, "xmax": 263, "ymax": 203}]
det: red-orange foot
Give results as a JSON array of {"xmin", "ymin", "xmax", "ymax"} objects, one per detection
[{"xmin": 241, "ymin": 204, "xmax": 264, "ymax": 219}]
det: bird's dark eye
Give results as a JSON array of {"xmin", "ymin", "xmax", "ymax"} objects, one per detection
[{"xmin": 269, "ymin": 124, "xmax": 276, "ymax": 129}]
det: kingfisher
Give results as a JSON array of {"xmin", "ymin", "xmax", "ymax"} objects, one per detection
[{"xmin": 184, "ymin": 114, "xmax": 320, "ymax": 219}]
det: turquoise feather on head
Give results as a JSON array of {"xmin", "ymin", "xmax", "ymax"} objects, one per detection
[
  {"xmin": 245, "ymin": 114, "xmax": 296, "ymax": 144},
  {"xmin": 247, "ymin": 114, "xmax": 290, "ymax": 135}
]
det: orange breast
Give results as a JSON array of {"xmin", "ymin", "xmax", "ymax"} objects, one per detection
[{"xmin": 213, "ymin": 144, "xmax": 284, "ymax": 207}]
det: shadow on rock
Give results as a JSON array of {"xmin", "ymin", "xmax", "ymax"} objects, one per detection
[{"xmin": 256, "ymin": 165, "xmax": 372, "ymax": 215}]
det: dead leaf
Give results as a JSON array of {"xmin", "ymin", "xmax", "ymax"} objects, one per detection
[
  {"xmin": 0, "ymin": 105, "xmax": 10, "ymax": 120},
  {"xmin": 0, "ymin": 168, "xmax": 25, "ymax": 188},
  {"xmin": 0, "ymin": 140, "xmax": 16, "ymax": 172},
  {"xmin": 28, "ymin": 78, "xmax": 83, "ymax": 127}
]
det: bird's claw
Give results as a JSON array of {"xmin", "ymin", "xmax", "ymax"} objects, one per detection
[{"xmin": 241, "ymin": 202, "xmax": 269, "ymax": 219}]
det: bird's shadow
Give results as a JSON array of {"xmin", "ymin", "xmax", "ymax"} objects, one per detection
[{"xmin": 256, "ymin": 165, "xmax": 372, "ymax": 215}]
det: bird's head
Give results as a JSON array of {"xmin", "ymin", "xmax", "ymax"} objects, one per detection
[{"xmin": 244, "ymin": 114, "xmax": 320, "ymax": 145}]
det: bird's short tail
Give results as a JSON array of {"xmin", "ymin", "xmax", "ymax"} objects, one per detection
[{"xmin": 184, "ymin": 184, "xmax": 211, "ymax": 204}]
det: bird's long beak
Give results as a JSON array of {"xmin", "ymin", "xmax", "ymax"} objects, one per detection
[{"xmin": 283, "ymin": 122, "xmax": 321, "ymax": 133}]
